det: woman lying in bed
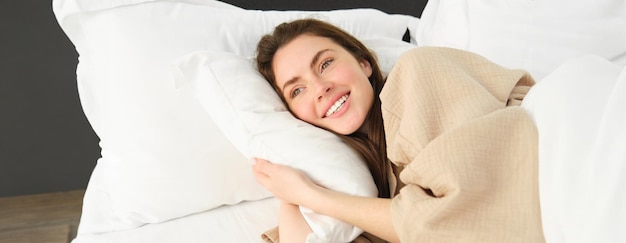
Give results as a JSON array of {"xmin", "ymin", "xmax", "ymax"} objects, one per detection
[{"xmin": 252, "ymin": 19, "xmax": 545, "ymax": 243}]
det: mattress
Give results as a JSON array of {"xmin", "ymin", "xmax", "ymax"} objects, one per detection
[{"xmin": 73, "ymin": 197, "xmax": 279, "ymax": 243}]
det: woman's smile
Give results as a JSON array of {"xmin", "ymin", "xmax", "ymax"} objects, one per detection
[{"xmin": 323, "ymin": 92, "xmax": 349, "ymax": 118}]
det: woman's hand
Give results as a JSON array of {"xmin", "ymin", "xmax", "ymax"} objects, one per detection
[
  {"xmin": 252, "ymin": 158, "xmax": 319, "ymax": 206},
  {"xmin": 253, "ymin": 158, "xmax": 399, "ymax": 242}
]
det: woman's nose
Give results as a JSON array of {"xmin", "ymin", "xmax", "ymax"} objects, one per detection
[{"xmin": 315, "ymin": 81, "xmax": 332, "ymax": 101}]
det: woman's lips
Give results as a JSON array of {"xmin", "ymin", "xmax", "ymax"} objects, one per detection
[{"xmin": 324, "ymin": 93, "xmax": 349, "ymax": 118}]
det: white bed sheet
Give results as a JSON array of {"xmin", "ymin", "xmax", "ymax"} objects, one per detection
[
  {"xmin": 72, "ymin": 197, "xmax": 279, "ymax": 243},
  {"xmin": 522, "ymin": 55, "xmax": 626, "ymax": 243}
]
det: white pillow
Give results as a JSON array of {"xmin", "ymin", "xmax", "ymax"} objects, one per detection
[
  {"xmin": 173, "ymin": 50, "xmax": 374, "ymax": 243},
  {"xmin": 52, "ymin": 0, "xmax": 419, "ymax": 234},
  {"xmin": 172, "ymin": 37, "xmax": 415, "ymax": 242},
  {"xmin": 414, "ymin": 0, "xmax": 626, "ymax": 80}
]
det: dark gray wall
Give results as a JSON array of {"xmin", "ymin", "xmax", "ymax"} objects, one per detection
[
  {"xmin": 0, "ymin": 0, "xmax": 426, "ymax": 197},
  {"xmin": 0, "ymin": 1, "xmax": 100, "ymax": 197}
]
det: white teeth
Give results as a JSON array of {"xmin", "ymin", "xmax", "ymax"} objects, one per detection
[{"xmin": 325, "ymin": 94, "xmax": 348, "ymax": 117}]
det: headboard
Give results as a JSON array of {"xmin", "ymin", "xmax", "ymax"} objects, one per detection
[{"xmin": 220, "ymin": 0, "xmax": 427, "ymax": 17}]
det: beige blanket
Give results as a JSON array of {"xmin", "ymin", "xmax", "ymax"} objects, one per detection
[
  {"xmin": 382, "ymin": 47, "xmax": 544, "ymax": 242},
  {"xmin": 263, "ymin": 47, "xmax": 545, "ymax": 242}
]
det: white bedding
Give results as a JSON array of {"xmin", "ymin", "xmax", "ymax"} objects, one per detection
[
  {"xmin": 73, "ymin": 197, "xmax": 279, "ymax": 243},
  {"xmin": 522, "ymin": 55, "xmax": 626, "ymax": 243}
]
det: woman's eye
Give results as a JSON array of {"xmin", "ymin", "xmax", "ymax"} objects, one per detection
[
  {"xmin": 290, "ymin": 87, "xmax": 303, "ymax": 98},
  {"xmin": 320, "ymin": 59, "xmax": 332, "ymax": 72}
]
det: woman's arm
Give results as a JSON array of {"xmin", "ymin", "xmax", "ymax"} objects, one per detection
[
  {"xmin": 309, "ymin": 187, "xmax": 399, "ymax": 243},
  {"xmin": 252, "ymin": 158, "xmax": 399, "ymax": 243},
  {"xmin": 278, "ymin": 201, "xmax": 313, "ymax": 242}
]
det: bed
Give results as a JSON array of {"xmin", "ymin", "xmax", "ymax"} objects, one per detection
[{"xmin": 52, "ymin": 0, "xmax": 626, "ymax": 242}]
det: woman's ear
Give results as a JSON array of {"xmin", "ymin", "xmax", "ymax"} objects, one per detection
[{"xmin": 360, "ymin": 59, "xmax": 373, "ymax": 78}]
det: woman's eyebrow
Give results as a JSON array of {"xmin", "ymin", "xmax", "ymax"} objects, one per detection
[
  {"xmin": 310, "ymin": 49, "xmax": 331, "ymax": 70},
  {"xmin": 282, "ymin": 77, "xmax": 299, "ymax": 93},
  {"xmin": 281, "ymin": 49, "xmax": 332, "ymax": 92}
]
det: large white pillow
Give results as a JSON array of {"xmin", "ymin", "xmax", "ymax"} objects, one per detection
[
  {"xmin": 172, "ymin": 37, "xmax": 415, "ymax": 242},
  {"xmin": 414, "ymin": 0, "xmax": 626, "ymax": 80},
  {"xmin": 52, "ymin": 0, "xmax": 419, "ymax": 234}
]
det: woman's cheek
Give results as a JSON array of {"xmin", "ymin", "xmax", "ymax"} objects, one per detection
[{"xmin": 292, "ymin": 101, "xmax": 318, "ymax": 125}]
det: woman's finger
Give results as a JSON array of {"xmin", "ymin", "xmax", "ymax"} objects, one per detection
[
  {"xmin": 252, "ymin": 158, "xmax": 275, "ymax": 175},
  {"xmin": 251, "ymin": 158, "xmax": 275, "ymax": 187}
]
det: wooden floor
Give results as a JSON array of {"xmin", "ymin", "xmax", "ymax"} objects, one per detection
[{"xmin": 0, "ymin": 190, "xmax": 84, "ymax": 243}]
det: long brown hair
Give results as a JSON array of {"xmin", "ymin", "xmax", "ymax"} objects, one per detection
[{"xmin": 256, "ymin": 19, "xmax": 390, "ymax": 198}]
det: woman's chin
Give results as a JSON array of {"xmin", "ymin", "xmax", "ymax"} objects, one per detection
[{"xmin": 335, "ymin": 123, "xmax": 364, "ymax": 135}]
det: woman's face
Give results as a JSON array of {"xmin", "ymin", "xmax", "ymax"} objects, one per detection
[{"xmin": 272, "ymin": 34, "xmax": 374, "ymax": 135}]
